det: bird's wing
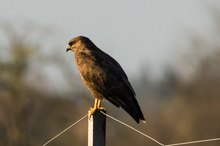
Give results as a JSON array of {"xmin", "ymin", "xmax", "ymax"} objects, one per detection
[
  {"xmin": 96, "ymin": 50, "xmax": 136, "ymax": 96},
  {"xmin": 77, "ymin": 50, "xmax": 145, "ymax": 123},
  {"xmin": 76, "ymin": 50, "xmax": 134, "ymax": 96}
]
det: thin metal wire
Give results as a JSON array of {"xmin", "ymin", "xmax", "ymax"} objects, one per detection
[
  {"xmin": 42, "ymin": 114, "xmax": 88, "ymax": 146},
  {"xmin": 100, "ymin": 111, "xmax": 165, "ymax": 146},
  {"xmin": 165, "ymin": 137, "xmax": 220, "ymax": 146},
  {"xmin": 42, "ymin": 110, "xmax": 220, "ymax": 146},
  {"xmin": 101, "ymin": 111, "xmax": 220, "ymax": 146}
]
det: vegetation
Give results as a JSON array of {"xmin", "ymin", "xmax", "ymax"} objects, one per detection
[{"xmin": 0, "ymin": 20, "xmax": 220, "ymax": 146}]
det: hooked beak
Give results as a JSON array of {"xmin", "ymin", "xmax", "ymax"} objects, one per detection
[{"xmin": 66, "ymin": 45, "xmax": 72, "ymax": 52}]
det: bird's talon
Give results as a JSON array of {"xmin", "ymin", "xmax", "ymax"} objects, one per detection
[
  {"xmin": 88, "ymin": 106, "xmax": 105, "ymax": 119},
  {"xmin": 97, "ymin": 107, "xmax": 105, "ymax": 111},
  {"xmin": 88, "ymin": 108, "xmax": 96, "ymax": 118}
]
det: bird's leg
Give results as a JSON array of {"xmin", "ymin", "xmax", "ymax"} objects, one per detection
[
  {"xmin": 97, "ymin": 99, "xmax": 105, "ymax": 110},
  {"xmin": 89, "ymin": 98, "xmax": 105, "ymax": 118},
  {"xmin": 97, "ymin": 99, "xmax": 101, "ymax": 108},
  {"xmin": 89, "ymin": 98, "xmax": 98, "ymax": 118}
]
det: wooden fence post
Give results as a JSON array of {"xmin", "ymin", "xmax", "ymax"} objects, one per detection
[{"xmin": 88, "ymin": 109, "xmax": 106, "ymax": 146}]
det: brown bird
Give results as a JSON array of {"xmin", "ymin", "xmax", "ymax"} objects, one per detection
[{"xmin": 66, "ymin": 36, "xmax": 145, "ymax": 123}]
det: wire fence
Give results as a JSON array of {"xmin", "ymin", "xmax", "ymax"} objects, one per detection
[
  {"xmin": 43, "ymin": 112, "xmax": 220, "ymax": 146},
  {"xmin": 42, "ymin": 114, "xmax": 88, "ymax": 146}
]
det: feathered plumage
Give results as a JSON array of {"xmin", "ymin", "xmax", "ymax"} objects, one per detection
[{"xmin": 66, "ymin": 36, "xmax": 145, "ymax": 123}]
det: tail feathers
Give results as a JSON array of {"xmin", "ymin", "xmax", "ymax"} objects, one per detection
[{"xmin": 117, "ymin": 97, "xmax": 145, "ymax": 123}]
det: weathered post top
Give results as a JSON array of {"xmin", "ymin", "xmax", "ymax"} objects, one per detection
[{"xmin": 88, "ymin": 109, "xmax": 106, "ymax": 146}]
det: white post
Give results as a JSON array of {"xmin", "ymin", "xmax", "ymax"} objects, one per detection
[{"xmin": 88, "ymin": 109, "xmax": 106, "ymax": 146}]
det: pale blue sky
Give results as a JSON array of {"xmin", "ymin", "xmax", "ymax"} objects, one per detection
[{"xmin": 0, "ymin": 0, "xmax": 218, "ymax": 77}]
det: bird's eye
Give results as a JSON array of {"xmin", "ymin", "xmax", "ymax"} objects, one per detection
[
  {"xmin": 68, "ymin": 41, "xmax": 73, "ymax": 46},
  {"xmin": 69, "ymin": 40, "xmax": 77, "ymax": 46}
]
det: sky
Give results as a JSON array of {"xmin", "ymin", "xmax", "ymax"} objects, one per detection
[{"xmin": 0, "ymin": 0, "xmax": 218, "ymax": 77}]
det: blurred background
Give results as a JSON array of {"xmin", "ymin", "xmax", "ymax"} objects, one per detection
[{"xmin": 0, "ymin": 0, "xmax": 220, "ymax": 146}]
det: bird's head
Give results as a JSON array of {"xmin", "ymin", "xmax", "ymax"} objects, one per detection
[
  {"xmin": 66, "ymin": 36, "xmax": 85, "ymax": 52},
  {"xmin": 66, "ymin": 36, "xmax": 97, "ymax": 52}
]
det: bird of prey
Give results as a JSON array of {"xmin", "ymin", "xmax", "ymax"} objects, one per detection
[{"xmin": 66, "ymin": 36, "xmax": 145, "ymax": 123}]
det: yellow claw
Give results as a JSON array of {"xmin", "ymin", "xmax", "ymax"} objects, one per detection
[
  {"xmin": 89, "ymin": 107, "xmax": 96, "ymax": 118},
  {"xmin": 88, "ymin": 98, "xmax": 105, "ymax": 118}
]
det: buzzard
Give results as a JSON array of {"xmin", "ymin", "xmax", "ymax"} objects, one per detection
[{"xmin": 66, "ymin": 36, "xmax": 145, "ymax": 123}]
